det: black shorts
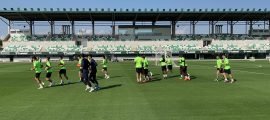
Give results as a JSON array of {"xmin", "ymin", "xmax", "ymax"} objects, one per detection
[
  {"xmin": 46, "ymin": 72, "xmax": 52, "ymax": 78},
  {"xmin": 91, "ymin": 69, "xmax": 97, "ymax": 74},
  {"xmin": 224, "ymin": 69, "xmax": 231, "ymax": 74},
  {"xmin": 35, "ymin": 73, "xmax": 41, "ymax": 78},
  {"xmin": 59, "ymin": 69, "xmax": 67, "ymax": 74},
  {"xmin": 103, "ymin": 67, "xmax": 107, "ymax": 71},
  {"xmin": 79, "ymin": 69, "xmax": 83, "ymax": 73},
  {"xmin": 143, "ymin": 69, "xmax": 149, "ymax": 75},
  {"xmin": 183, "ymin": 66, "xmax": 187, "ymax": 73},
  {"xmin": 180, "ymin": 66, "xmax": 184, "ymax": 73},
  {"xmin": 136, "ymin": 68, "xmax": 143, "ymax": 74},
  {"xmin": 167, "ymin": 65, "xmax": 173, "ymax": 70},
  {"xmin": 217, "ymin": 68, "xmax": 224, "ymax": 73},
  {"xmin": 161, "ymin": 66, "xmax": 167, "ymax": 71}
]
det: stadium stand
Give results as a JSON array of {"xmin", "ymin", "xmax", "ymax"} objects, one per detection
[
  {"xmin": 0, "ymin": 8, "xmax": 270, "ymax": 60},
  {"xmin": 2, "ymin": 45, "xmax": 41, "ymax": 52},
  {"xmin": 2, "ymin": 41, "xmax": 79, "ymax": 52},
  {"xmin": 87, "ymin": 41, "xmax": 202, "ymax": 52},
  {"xmin": 204, "ymin": 40, "xmax": 270, "ymax": 50}
]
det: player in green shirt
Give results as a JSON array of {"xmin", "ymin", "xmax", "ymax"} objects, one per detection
[
  {"xmin": 134, "ymin": 54, "xmax": 143, "ymax": 83},
  {"xmin": 222, "ymin": 54, "xmax": 235, "ymax": 83},
  {"xmin": 31, "ymin": 56, "xmax": 44, "ymax": 89},
  {"xmin": 102, "ymin": 55, "xmax": 110, "ymax": 79},
  {"xmin": 142, "ymin": 55, "xmax": 152, "ymax": 82},
  {"xmin": 45, "ymin": 57, "xmax": 54, "ymax": 87},
  {"xmin": 215, "ymin": 55, "xmax": 224, "ymax": 81},
  {"xmin": 179, "ymin": 54, "xmax": 185, "ymax": 79},
  {"xmin": 166, "ymin": 55, "xmax": 173, "ymax": 73},
  {"xmin": 160, "ymin": 55, "xmax": 168, "ymax": 79},
  {"xmin": 59, "ymin": 56, "xmax": 70, "ymax": 85}
]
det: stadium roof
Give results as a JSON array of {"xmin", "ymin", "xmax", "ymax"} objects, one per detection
[{"xmin": 0, "ymin": 8, "xmax": 270, "ymax": 21}]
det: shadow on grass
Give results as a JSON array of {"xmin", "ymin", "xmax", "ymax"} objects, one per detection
[
  {"xmin": 144, "ymin": 75, "xmax": 197, "ymax": 83},
  {"xmin": 46, "ymin": 81, "xmax": 81, "ymax": 88},
  {"xmin": 190, "ymin": 76, "xmax": 197, "ymax": 80},
  {"xmin": 99, "ymin": 84, "xmax": 122, "ymax": 91},
  {"xmin": 167, "ymin": 75, "xmax": 180, "ymax": 79},
  {"xmin": 152, "ymin": 73, "xmax": 160, "ymax": 76}
]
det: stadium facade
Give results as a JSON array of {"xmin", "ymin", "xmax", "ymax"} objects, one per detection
[{"xmin": 0, "ymin": 8, "xmax": 270, "ymax": 61}]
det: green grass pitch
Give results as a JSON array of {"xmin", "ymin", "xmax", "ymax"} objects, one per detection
[{"xmin": 0, "ymin": 60, "xmax": 270, "ymax": 120}]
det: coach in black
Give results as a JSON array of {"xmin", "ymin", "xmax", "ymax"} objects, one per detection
[
  {"xmin": 88, "ymin": 55, "xmax": 100, "ymax": 90},
  {"xmin": 80, "ymin": 54, "xmax": 94, "ymax": 92}
]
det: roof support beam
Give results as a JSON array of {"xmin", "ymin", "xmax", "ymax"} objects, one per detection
[
  {"xmin": 0, "ymin": 17, "xmax": 9, "ymax": 25},
  {"xmin": 191, "ymin": 21, "xmax": 198, "ymax": 35},
  {"xmin": 232, "ymin": 13, "xmax": 250, "ymax": 24},
  {"xmin": 269, "ymin": 20, "xmax": 270, "ymax": 32},
  {"xmin": 42, "ymin": 14, "xmax": 49, "ymax": 21},
  {"xmin": 152, "ymin": 21, "xmax": 156, "ymax": 26},
  {"xmin": 49, "ymin": 21, "xmax": 54, "ymax": 36},
  {"xmin": 197, "ymin": 13, "xmax": 208, "ymax": 21},
  {"xmin": 65, "ymin": 13, "xmax": 72, "ymax": 24},
  {"xmin": 29, "ymin": 21, "xmax": 34, "ymax": 36},
  {"xmin": 209, "ymin": 21, "xmax": 218, "ymax": 36},
  {"xmin": 249, "ymin": 20, "xmax": 253, "ymax": 36},
  {"xmin": 16, "ymin": 12, "xmax": 30, "ymax": 25},
  {"xmin": 71, "ymin": 20, "xmax": 75, "ymax": 36},
  {"xmin": 133, "ymin": 14, "xmax": 138, "ymax": 22},
  {"xmin": 88, "ymin": 13, "xmax": 93, "ymax": 21},
  {"xmin": 176, "ymin": 13, "xmax": 184, "ymax": 21},
  {"xmin": 89, "ymin": 13, "xmax": 95, "ymax": 36},
  {"xmin": 92, "ymin": 21, "xmax": 95, "ymax": 36},
  {"xmin": 217, "ymin": 13, "xmax": 228, "ymax": 21},
  {"xmin": 155, "ymin": 14, "xmax": 160, "ymax": 22},
  {"xmin": 228, "ymin": 21, "xmax": 235, "ymax": 35},
  {"xmin": 8, "ymin": 20, "xmax": 11, "ymax": 34},
  {"xmin": 171, "ymin": 21, "xmax": 176, "ymax": 39}
]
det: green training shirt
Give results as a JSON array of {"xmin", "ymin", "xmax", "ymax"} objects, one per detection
[
  {"xmin": 102, "ymin": 59, "xmax": 108, "ymax": 68},
  {"xmin": 33, "ymin": 60, "xmax": 42, "ymax": 73},
  {"xmin": 134, "ymin": 56, "xmax": 143, "ymax": 68},
  {"xmin": 216, "ymin": 59, "xmax": 222, "ymax": 69},
  {"xmin": 166, "ymin": 58, "xmax": 173, "ymax": 65},
  {"xmin": 160, "ymin": 58, "xmax": 167, "ymax": 67},
  {"xmin": 143, "ymin": 59, "xmax": 149, "ymax": 69},
  {"xmin": 59, "ymin": 60, "xmax": 66, "ymax": 70},
  {"xmin": 223, "ymin": 58, "xmax": 231, "ymax": 70},
  {"xmin": 179, "ymin": 57, "xmax": 185, "ymax": 66},
  {"xmin": 46, "ymin": 61, "xmax": 53, "ymax": 73}
]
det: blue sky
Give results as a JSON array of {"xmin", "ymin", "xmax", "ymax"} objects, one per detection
[{"xmin": 0, "ymin": 0, "xmax": 270, "ymax": 38}]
